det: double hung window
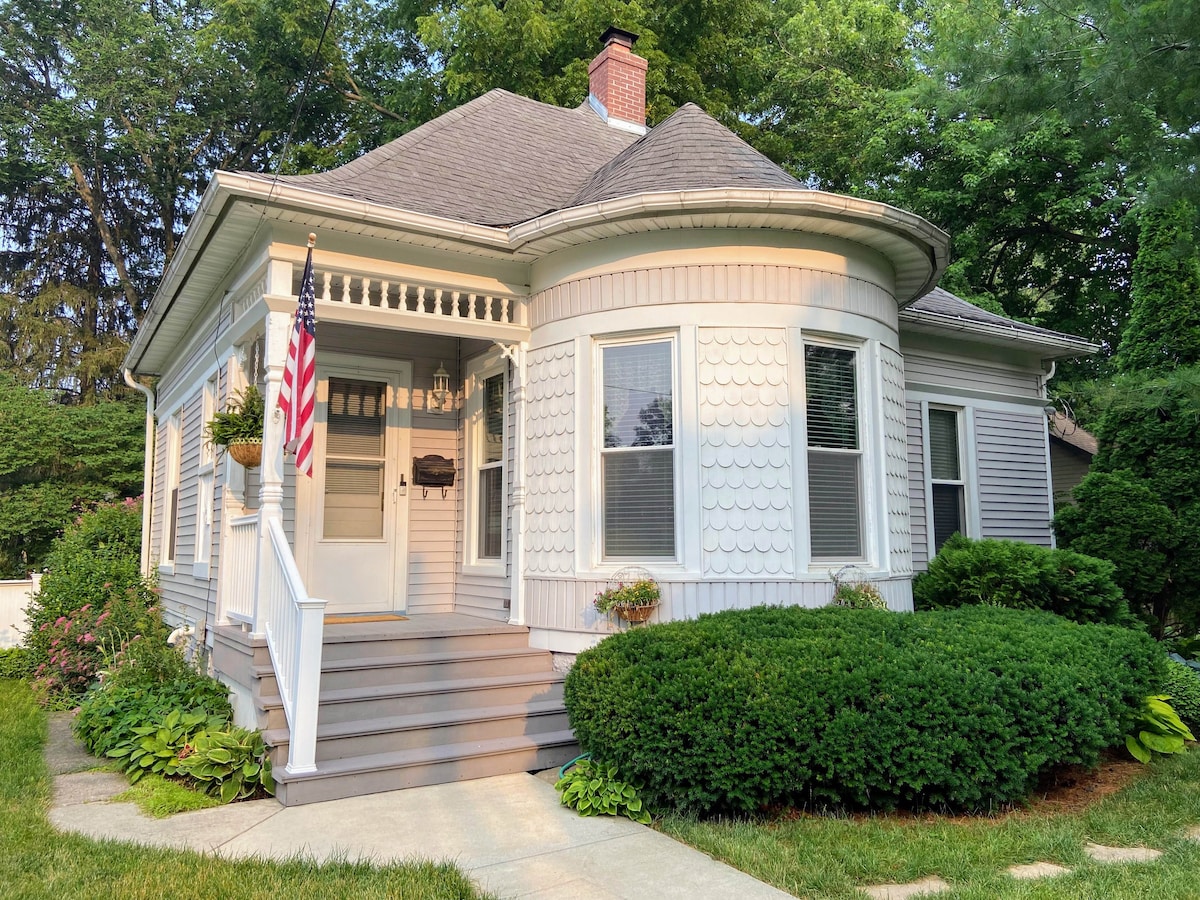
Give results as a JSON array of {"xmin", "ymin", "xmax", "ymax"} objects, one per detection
[
  {"xmin": 600, "ymin": 339, "xmax": 675, "ymax": 558},
  {"xmin": 477, "ymin": 373, "xmax": 505, "ymax": 560},
  {"xmin": 805, "ymin": 344, "xmax": 863, "ymax": 560},
  {"xmin": 927, "ymin": 407, "xmax": 966, "ymax": 552}
]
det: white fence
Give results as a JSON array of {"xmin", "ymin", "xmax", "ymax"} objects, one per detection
[{"xmin": 0, "ymin": 574, "xmax": 40, "ymax": 649}]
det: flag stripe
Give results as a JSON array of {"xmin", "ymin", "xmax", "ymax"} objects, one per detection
[{"xmin": 280, "ymin": 244, "xmax": 318, "ymax": 477}]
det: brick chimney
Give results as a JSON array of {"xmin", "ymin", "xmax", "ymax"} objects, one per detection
[{"xmin": 587, "ymin": 27, "xmax": 648, "ymax": 135}]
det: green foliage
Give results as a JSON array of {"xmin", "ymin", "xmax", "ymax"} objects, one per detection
[
  {"xmin": 1125, "ymin": 694, "xmax": 1194, "ymax": 764},
  {"xmin": 105, "ymin": 708, "xmax": 226, "ymax": 783},
  {"xmin": 22, "ymin": 500, "xmax": 159, "ymax": 701},
  {"xmin": 73, "ymin": 644, "xmax": 233, "ymax": 758},
  {"xmin": 565, "ymin": 605, "xmax": 1161, "ymax": 815},
  {"xmin": 0, "ymin": 376, "xmax": 144, "ymax": 577},
  {"xmin": 912, "ymin": 534, "xmax": 1134, "ymax": 627},
  {"xmin": 555, "ymin": 757, "xmax": 651, "ymax": 824},
  {"xmin": 0, "ymin": 647, "xmax": 32, "ymax": 680},
  {"xmin": 1162, "ymin": 660, "xmax": 1200, "ymax": 735},
  {"xmin": 593, "ymin": 579, "xmax": 660, "ymax": 614},
  {"xmin": 1055, "ymin": 368, "xmax": 1200, "ymax": 635},
  {"xmin": 175, "ymin": 727, "xmax": 274, "ymax": 802},
  {"xmin": 831, "ymin": 582, "xmax": 887, "ymax": 610},
  {"xmin": 203, "ymin": 384, "xmax": 264, "ymax": 447},
  {"xmin": 1116, "ymin": 201, "xmax": 1200, "ymax": 374},
  {"xmin": 112, "ymin": 772, "xmax": 224, "ymax": 818}
]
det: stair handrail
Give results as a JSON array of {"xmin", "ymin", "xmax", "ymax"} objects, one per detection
[{"xmin": 262, "ymin": 516, "xmax": 326, "ymax": 774}]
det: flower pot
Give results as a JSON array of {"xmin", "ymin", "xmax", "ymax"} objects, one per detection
[
  {"xmin": 615, "ymin": 603, "xmax": 656, "ymax": 624},
  {"xmin": 228, "ymin": 441, "xmax": 262, "ymax": 468}
]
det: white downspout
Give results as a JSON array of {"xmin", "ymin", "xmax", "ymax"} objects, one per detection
[
  {"xmin": 124, "ymin": 368, "xmax": 156, "ymax": 577},
  {"xmin": 1040, "ymin": 358, "xmax": 1058, "ymax": 547}
]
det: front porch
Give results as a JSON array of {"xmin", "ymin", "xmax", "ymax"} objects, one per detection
[{"xmin": 214, "ymin": 612, "xmax": 577, "ymax": 806}]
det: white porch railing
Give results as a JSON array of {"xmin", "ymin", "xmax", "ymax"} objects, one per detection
[
  {"xmin": 218, "ymin": 513, "xmax": 260, "ymax": 625},
  {"xmin": 261, "ymin": 517, "xmax": 326, "ymax": 774},
  {"xmin": 294, "ymin": 263, "xmax": 527, "ymax": 329}
]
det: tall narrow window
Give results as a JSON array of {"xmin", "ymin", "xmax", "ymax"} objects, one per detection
[
  {"xmin": 601, "ymin": 339, "xmax": 675, "ymax": 558},
  {"xmin": 477, "ymin": 373, "xmax": 505, "ymax": 559},
  {"xmin": 805, "ymin": 344, "xmax": 862, "ymax": 559},
  {"xmin": 928, "ymin": 407, "xmax": 965, "ymax": 552},
  {"xmin": 323, "ymin": 378, "xmax": 386, "ymax": 539},
  {"xmin": 164, "ymin": 412, "xmax": 182, "ymax": 565}
]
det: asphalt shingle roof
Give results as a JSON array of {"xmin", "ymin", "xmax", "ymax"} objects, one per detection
[
  {"xmin": 906, "ymin": 287, "xmax": 1093, "ymax": 346},
  {"xmin": 569, "ymin": 103, "xmax": 802, "ymax": 206},
  {"xmin": 268, "ymin": 90, "xmax": 637, "ymax": 227}
]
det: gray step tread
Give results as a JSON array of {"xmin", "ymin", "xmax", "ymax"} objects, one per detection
[
  {"xmin": 262, "ymin": 697, "xmax": 569, "ymax": 747},
  {"xmin": 258, "ymin": 669, "xmax": 565, "ymax": 712},
  {"xmin": 320, "ymin": 622, "xmax": 528, "ymax": 645},
  {"xmin": 251, "ymin": 645, "xmax": 551, "ymax": 680},
  {"xmin": 272, "ymin": 729, "xmax": 578, "ymax": 783}
]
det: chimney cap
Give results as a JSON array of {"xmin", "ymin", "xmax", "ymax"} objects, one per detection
[{"xmin": 599, "ymin": 26, "xmax": 639, "ymax": 49}]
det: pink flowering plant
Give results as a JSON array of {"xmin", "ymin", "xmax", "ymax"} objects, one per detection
[{"xmin": 594, "ymin": 579, "xmax": 660, "ymax": 615}]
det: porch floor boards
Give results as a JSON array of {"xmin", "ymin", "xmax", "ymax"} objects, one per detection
[{"xmin": 252, "ymin": 612, "xmax": 579, "ymax": 806}]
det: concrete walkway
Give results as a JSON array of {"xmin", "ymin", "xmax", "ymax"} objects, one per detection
[{"xmin": 46, "ymin": 714, "xmax": 790, "ymax": 900}]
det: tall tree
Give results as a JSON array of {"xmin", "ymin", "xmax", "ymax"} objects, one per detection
[{"xmin": 1116, "ymin": 201, "xmax": 1200, "ymax": 375}]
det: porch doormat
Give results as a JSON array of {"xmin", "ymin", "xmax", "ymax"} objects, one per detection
[{"xmin": 324, "ymin": 614, "xmax": 409, "ymax": 625}]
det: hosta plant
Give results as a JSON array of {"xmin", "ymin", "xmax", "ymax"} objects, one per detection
[
  {"xmin": 1126, "ymin": 694, "xmax": 1195, "ymax": 763},
  {"xmin": 175, "ymin": 727, "xmax": 275, "ymax": 802},
  {"xmin": 106, "ymin": 708, "xmax": 224, "ymax": 782},
  {"xmin": 555, "ymin": 758, "xmax": 651, "ymax": 824}
]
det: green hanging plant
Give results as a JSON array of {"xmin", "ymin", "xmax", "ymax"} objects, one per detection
[{"xmin": 203, "ymin": 385, "xmax": 264, "ymax": 448}]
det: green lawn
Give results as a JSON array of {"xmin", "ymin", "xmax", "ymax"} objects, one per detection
[
  {"xmin": 0, "ymin": 679, "xmax": 493, "ymax": 900},
  {"xmin": 658, "ymin": 748, "xmax": 1200, "ymax": 899}
]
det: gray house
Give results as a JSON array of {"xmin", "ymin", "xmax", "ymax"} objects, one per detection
[{"xmin": 124, "ymin": 30, "xmax": 1097, "ymax": 804}]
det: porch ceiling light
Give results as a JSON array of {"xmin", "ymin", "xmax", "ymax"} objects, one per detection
[{"xmin": 428, "ymin": 362, "xmax": 452, "ymax": 414}]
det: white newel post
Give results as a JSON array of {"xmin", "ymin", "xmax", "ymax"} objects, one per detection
[{"xmin": 289, "ymin": 597, "xmax": 324, "ymax": 773}]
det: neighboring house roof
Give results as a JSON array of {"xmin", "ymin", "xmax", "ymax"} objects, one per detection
[
  {"xmin": 1049, "ymin": 411, "xmax": 1098, "ymax": 455},
  {"xmin": 902, "ymin": 287, "xmax": 1099, "ymax": 358},
  {"xmin": 249, "ymin": 90, "xmax": 638, "ymax": 227},
  {"xmin": 568, "ymin": 103, "xmax": 802, "ymax": 206}
]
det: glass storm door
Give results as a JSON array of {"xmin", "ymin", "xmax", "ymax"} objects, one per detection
[{"xmin": 307, "ymin": 364, "xmax": 411, "ymax": 614}]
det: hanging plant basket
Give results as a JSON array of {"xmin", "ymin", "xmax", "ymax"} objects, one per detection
[
  {"xmin": 228, "ymin": 440, "xmax": 263, "ymax": 468},
  {"xmin": 594, "ymin": 565, "xmax": 660, "ymax": 625}
]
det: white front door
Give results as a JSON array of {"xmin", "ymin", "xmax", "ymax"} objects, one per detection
[{"xmin": 304, "ymin": 360, "xmax": 411, "ymax": 614}]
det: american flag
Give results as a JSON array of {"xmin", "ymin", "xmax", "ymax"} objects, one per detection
[{"xmin": 280, "ymin": 239, "xmax": 317, "ymax": 476}]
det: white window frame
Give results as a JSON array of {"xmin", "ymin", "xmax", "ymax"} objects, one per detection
[
  {"xmin": 923, "ymin": 403, "xmax": 977, "ymax": 552},
  {"xmin": 595, "ymin": 332, "xmax": 679, "ymax": 564},
  {"xmin": 463, "ymin": 349, "xmax": 507, "ymax": 575},
  {"xmin": 193, "ymin": 375, "xmax": 218, "ymax": 578},
  {"xmin": 159, "ymin": 410, "xmax": 182, "ymax": 574},
  {"xmin": 801, "ymin": 336, "xmax": 869, "ymax": 567}
]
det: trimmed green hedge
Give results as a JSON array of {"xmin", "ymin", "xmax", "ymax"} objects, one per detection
[
  {"xmin": 564, "ymin": 605, "xmax": 1161, "ymax": 815},
  {"xmin": 913, "ymin": 534, "xmax": 1136, "ymax": 626},
  {"xmin": 1163, "ymin": 659, "xmax": 1200, "ymax": 734}
]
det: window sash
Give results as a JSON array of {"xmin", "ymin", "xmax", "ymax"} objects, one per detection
[
  {"xmin": 600, "ymin": 339, "xmax": 676, "ymax": 559},
  {"xmin": 323, "ymin": 379, "xmax": 387, "ymax": 539},
  {"xmin": 805, "ymin": 344, "xmax": 863, "ymax": 561},
  {"xmin": 478, "ymin": 462, "xmax": 503, "ymax": 559},
  {"xmin": 931, "ymin": 482, "xmax": 965, "ymax": 551},
  {"xmin": 928, "ymin": 408, "xmax": 966, "ymax": 552}
]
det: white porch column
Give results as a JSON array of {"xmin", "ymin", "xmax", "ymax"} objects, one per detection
[
  {"xmin": 255, "ymin": 258, "xmax": 294, "ymax": 636},
  {"xmin": 505, "ymin": 342, "xmax": 530, "ymax": 626}
]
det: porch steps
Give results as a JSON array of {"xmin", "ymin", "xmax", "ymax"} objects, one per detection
[{"xmin": 258, "ymin": 621, "xmax": 579, "ymax": 806}]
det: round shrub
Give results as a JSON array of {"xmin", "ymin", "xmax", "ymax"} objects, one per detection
[
  {"xmin": 1162, "ymin": 659, "xmax": 1200, "ymax": 734},
  {"xmin": 564, "ymin": 605, "xmax": 1161, "ymax": 816},
  {"xmin": 912, "ymin": 534, "xmax": 1136, "ymax": 626}
]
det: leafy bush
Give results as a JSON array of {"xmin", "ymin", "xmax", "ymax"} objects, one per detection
[
  {"xmin": 1125, "ymin": 694, "xmax": 1195, "ymax": 763},
  {"xmin": 73, "ymin": 647, "xmax": 232, "ymax": 757},
  {"xmin": 555, "ymin": 758, "xmax": 651, "ymax": 824},
  {"xmin": 175, "ymin": 727, "xmax": 274, "ymax": 802},
  {"xmin": 107, "ymin": 708, "xmax": 227, "ymax": 783},
  {"xmin": 564, "ymin": 605, "xmax": 1161, "ymax": 815},
  {"xmin": 1162, "ymin": 659, "xmax": 1200, "ymax": 734},
  {"xmin": 913, "ymin": 534, "xmax": 1135, "ymax": 626},
  {"xmin": 23, "ymin": 499, "xmax": 158, "ymax": 692},
  {"xmin": 0, "ymin": 647, "xmax": 32, "ymax": 679}
]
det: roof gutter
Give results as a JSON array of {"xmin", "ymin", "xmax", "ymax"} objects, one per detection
[{"xmin": 900, "ymin": 307, "xmax": 1100, "ymax": 358}]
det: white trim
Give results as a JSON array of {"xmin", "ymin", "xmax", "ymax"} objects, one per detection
[
  {"xmin": 905, "ymin": 381, "xmax": 1054, "ymax": 410},
  {"xmin": 463, "ymin": 348, "xmax": 508, "ymax": 577},
  {"xmin": 583, "ymin": 330, "xmax": 688, "ymax": 576}
]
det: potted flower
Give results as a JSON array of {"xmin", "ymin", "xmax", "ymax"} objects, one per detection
[
  {"xmin": 204, "ymin": 385, "xmax": 265, "ymax": 467},
  {"xmin": 594, "ymin": 569, "xmax": 660, "ymax": 624}
]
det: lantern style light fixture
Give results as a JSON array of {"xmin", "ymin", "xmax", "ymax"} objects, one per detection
[{"xmin": 428, "ymin": 362, "xmax": 452, "ymax": 413}]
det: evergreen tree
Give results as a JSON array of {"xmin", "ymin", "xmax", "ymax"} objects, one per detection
[{"xmin": 1116, "ymin": 201, "xmax": 1200, "ymax": 375}]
